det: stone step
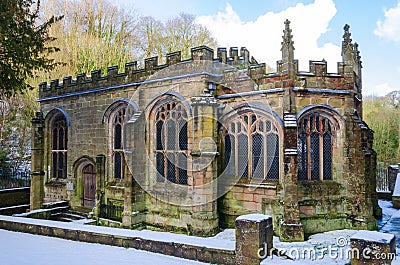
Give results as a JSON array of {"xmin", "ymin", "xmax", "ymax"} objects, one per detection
[{"xmin": 42, "ymin": 201, "xmax": 69, "ymax": 209}]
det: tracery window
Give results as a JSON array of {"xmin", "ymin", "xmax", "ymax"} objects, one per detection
[
  {"xmin": 51, "ymin": 114, "xmax": 67, "ymax": 179},
  {"xmin": 298, "ymin": 113, "xmax": 334, "ymax": 181},
  {"xmin": 222, "ymin": 110, "xmax": 280, "ymax": 180},
  {"xmin": 112, "ymin": 107, "xmax": 126, "ymax": 179},
  {"xmin": 154, "ymin": 99, "xmax": 188, "ymax": 185}
]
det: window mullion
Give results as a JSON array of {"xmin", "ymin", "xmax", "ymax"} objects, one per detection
[
  {"xmin": 319, "ymin": 133, "xmax": 324, "ymax": 180},
  {"xmin": 307, "ymin": 133, "xmax": 311, "ymax": 180},
  {"xmin": 264, "ymin": 133, "xmax": 267, "ymax": 180},
  {"xmin": 248, "ymin": 131, "xmax": 252, "ymax": 179}
]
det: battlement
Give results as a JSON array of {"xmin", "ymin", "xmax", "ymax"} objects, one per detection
[
  {"xmin": 38, "ymin": 45, "xmax": 257, "ymax": 99},
  {"xmin": 39, "ymin": 21, "xmax": 363, "ymax": 100}
]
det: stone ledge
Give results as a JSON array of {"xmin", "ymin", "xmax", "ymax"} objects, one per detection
[{"xmin": 0, "ymin": 216, "xmax": 235, "ymax": 264}]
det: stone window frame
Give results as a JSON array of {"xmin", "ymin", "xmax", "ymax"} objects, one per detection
[
  {"xmin": 221, "ymin": 107, "xmax": 282, "ymax": 182},
  {"xmin": 149, "ymin": 96, "xmax": 189, "ymax": 185},
  {"xmin": 104, "ymin": 100, "xmax": 136, "ymax": 181},
  {"xmin": 44, "ymin": 107, "xmax": 70, "ymax": 182},
  {"xmin": 50, "ymin": 113, "xmax": 68, "ymax": 179},
  {"xmin": 297, "ymin": 109, "xmax": 340, "ymax": 181}
]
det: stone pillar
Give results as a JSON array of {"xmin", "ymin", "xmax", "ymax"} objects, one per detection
[
  {"xmin": 235, "ymin": 214, "xmax": 273, "ymax": 265},
  {"xmin": 280, "ymin": 113, "xmax": 304, "ymax": 242},
  {"xmin": 30, "ymin": 112, "xmax": 45, "ymax": 210},
  {"xmin": 122, "ymin": 112, "xmax": 146, "ymax": 228},
  {"xmin": 189, "ymin": 91, "xmax": 219, "ymax": 236},
  {"xmin": 94, "ymin": 154, "xmax": 105, "ymax": 216},
  {"xmin": 350, "ymin": 230, "xmax": 396, "ymax": 265}
]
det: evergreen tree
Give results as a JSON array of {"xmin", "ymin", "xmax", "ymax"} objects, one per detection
[{"xmin": 0, "ymin": 0, "xmax": 62, "ymax": 96}]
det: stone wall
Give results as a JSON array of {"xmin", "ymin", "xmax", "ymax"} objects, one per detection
[{"xmin": 0, "ymin": 187, "xmax": 30, "ymax": 208}]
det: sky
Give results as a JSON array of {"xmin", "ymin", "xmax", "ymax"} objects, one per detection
[{"xmin": 114, "ymin": 0, "xmax": 400, "ymax": 96}]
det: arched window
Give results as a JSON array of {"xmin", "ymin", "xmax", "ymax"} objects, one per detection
[
  {"xmin": 153, "ymin": 99, "xmax": 188, "ymax": 185},
  {"xmin": 221, "ymin": 110, "xmax": 280, "ymax": 181},
  {"xmin": 298, "ymin": 112, "xmax": 335, "ymax": 181},
  {"xmin": 110, "ymin": 106, "xmax": 134, "ymax": 179},
  {"xmin": 51, "ymin": 114, "xmax": 67, "ymax": 179}
]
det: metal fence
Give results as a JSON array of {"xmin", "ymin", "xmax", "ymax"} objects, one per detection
[
  {"xmin": 99, "ymin": 203, "xmax": 123, "ymax": 222},
  {"xmin": 0, "ymin": 171, "xmax": 31, "ymax": 190},
  {"xmin": 376, "ymin": 164, "xmax": 390, "ymax": 192}
]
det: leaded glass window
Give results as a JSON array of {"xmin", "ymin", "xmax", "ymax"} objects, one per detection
[
  {"xmin": 298, "ymin": 113, "xmax": 334, "ymax": 181},
  {"xmin": 154, "ymin": 99, "xmax": 188, "ymax": 185},
  {"xmin": 51, "ymin": 114, "xmax": 67, "ymax": 179},
  {"xmin": 110, "ymin": 106, "xmax": 134, "ymax": 179},
  {"xmin": 221, "ymin": 110, "xmax": 280, "ymax": 180}
]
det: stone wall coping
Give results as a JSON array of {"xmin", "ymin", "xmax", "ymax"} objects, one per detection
[
  {"xmin": 0, "ymin": 187, "xmax": 30, "ymax": 193},
  {"xmin": 351, "ymin": 230, "xmax": 395, "ymax": 243},
  {"xmin": 293, "ymin": 87, "xmax": 350, "ymax": 94},
  {"xmin": 0, "ymin": 215, "xmax": 235, "ymax": 251},
  {"xmin": 236, "ymin": 214, "xmax": 272, "ymax": 222},
  {"xmin": 216, "ymin": 88, "xmax": 284, "ymax": 99}
]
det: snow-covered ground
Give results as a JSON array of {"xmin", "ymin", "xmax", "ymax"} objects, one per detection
[
  {"xmin": 0, "ymin": 229, "xmax": 208, "ymax": 265},
  {"xmin": 1, "ymin": 199, "xmax": 400, "ymax": 264}
]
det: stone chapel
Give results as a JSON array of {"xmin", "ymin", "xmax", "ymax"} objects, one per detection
[{"xmin": 30, "ymin": 20, "xmax": 380, "ymax": 241}]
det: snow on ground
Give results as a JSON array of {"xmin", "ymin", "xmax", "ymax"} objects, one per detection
[
  {"xmin": 0, "ymin": 229, "xmax": 208, "ymax": 265},
  {"xmin": 1, "ymin": 199, "xmax": 400, "ymax": 264},
  {"xmin": 0, "ymin": 215, "xmax": 235, "ymax": 250}
]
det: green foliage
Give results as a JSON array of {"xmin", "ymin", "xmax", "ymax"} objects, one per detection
[
  {"xmin": 363, "ymin": 92, "xmax": 400, "ymax": 164},
  {"xmin": 0, "ymin": 0, "xmax": 62, "ymax": 96}
]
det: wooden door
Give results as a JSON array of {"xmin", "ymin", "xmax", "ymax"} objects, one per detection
[{"xmin": 83, "ymin": 164, "xmax": 96, "ymax": 208}]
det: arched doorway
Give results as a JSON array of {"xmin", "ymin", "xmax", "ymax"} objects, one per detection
[{"xmin": 83, "ymin": 164, "xmax": 96, "ymax": 208}]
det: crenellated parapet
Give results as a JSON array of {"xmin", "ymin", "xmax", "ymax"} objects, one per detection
[
  {"xmin": 39, "ymin": 21, "xmax": 363, "ymax": 101},
  {"xmin": 39, "ymin": 45, "xmax": 256, "ymax": 100}
]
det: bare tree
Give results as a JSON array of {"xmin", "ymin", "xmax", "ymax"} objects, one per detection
[{"xmin": 165, "ymin": 13, "xmax": 217, "ymax": 59}]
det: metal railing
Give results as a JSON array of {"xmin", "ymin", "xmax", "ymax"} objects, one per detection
[
  {"xmin": 0, "ymin": 171, "xmax": 31, "ymax": 190},
  {"xmin": 99, "ymin": 203, "xmax": 123, "ymax": 222},
  {"xmin": 376, "ymin": 165, "xmax": 390, "ymax": 192}
]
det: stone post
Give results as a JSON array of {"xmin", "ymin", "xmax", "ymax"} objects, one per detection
[
  {"xmin": 94, "ymin": 154, "xmax": 105, "ymax": 217},
  {"xmin": 279, "ymin": 113, "xmax": 304, "ymax": 242},
  {"xmin": 189, "ymin": 89, "xmax": 219, "ymax": 236},
  {"xmin": 122, "ymin": 112, "xmax": 146, "ymax": 228},
  {"xmin": 30, "ymin": 112, "xmax": 45, "ymax": 210},
  {"xmin": 350, "ymin": 230, "xmax": 396, "ymax": 265},
  {"xmin": 235, "ymin": 214, "xmax": 273, "ymax": 265}
]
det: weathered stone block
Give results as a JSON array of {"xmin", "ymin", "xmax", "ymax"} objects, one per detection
[
  {"xmin": 350, "ymin": 231, "xmax": 395, "ymax": 265},
  {"xmin": 235, "ymin": 214, "xmax": 273, "ymax": 265}
]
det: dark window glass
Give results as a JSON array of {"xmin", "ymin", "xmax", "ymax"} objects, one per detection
[
  {"xmin": 153, "ymin": 99, "xmax": 188, "ymax": 185},
  {"xmin": 323, "ymin": 133, "xmax": 332, "ymax": 180},
  {"xmin": 267, "ymin": 134, "xmax": 279, "ymax": 180},
  {"xmin": 298, "ymin": 113, "xmax": 335, "ymax": 181},
  {"xmin": 114, "ymin": 152, "xmax": 122, "ymax": 179},
  {"xmin": 222, "ymin": 111, "xmax": 280, "ymax": 181},
  {"xmin": 252, "ymin": 133, "xmax": 264, "ymax": 179},
  {"xmin": 238, "ymin": 134, "xmax": 249, "ymax": 179},
  {"xmin": 156, "ymin": 120, "xmax": 163, "ymax": 150},
  {"xmin": 51, "ymin": 114, "xmax": 67, "ymax": 179}
]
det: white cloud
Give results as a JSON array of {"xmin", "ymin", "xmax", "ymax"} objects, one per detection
[
  {"xmin": 374, "ymin": 3, "xmax": 400, "ymax": 44},
  {"xmin": 366, "ymin": 83, "xmax": 397, "ymax": 97},
  {"xmin": 196, "ymin": 0, "xmax": 341, "ymax": 72}
]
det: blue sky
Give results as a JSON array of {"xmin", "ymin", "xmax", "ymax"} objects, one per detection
[{"xmin": 115, "ymin": 0, "xmax": 400, "ymax": 96}]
